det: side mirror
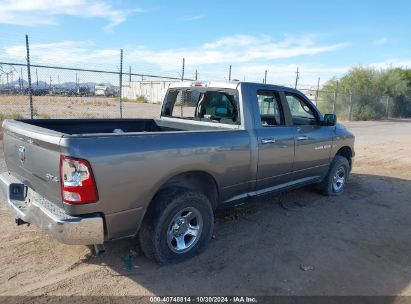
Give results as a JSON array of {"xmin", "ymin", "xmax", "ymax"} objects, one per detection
[{"xmin": 323, "ymin": 114, "xmax": 337, "ymax": 126}]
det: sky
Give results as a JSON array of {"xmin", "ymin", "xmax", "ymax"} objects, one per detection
[{"xmin": 0, "ymin": 0, "xmax": 410, "ymax": 88}]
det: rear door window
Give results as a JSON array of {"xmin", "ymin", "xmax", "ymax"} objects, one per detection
[{"xmin": 256, "ymin": 90, "xmax": 285, "ymax": 126}]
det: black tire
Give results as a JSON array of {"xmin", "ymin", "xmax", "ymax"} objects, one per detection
[
  {"xmin": 316, "ymin": 155, "xmax": 350, "ymax": 196},
  {"xmin": 139, "ymin": 188, "xmax": 214, "ymax": 265}
]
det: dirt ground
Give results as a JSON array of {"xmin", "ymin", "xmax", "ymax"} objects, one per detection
[
  {"xmin": 0, "ymin": 115, "xmax": 411, "ymax": 296},
  {"xmin": 0, "ymin": 95, "xmax": 161, "ymax": 119}
]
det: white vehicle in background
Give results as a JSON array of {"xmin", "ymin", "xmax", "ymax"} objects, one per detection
[
  {"xmin": 94, "ymin": 84, "xmax": 108, "ymax": 96},
  {"xmin": 94, "ymin": 84, "xmax": 117, "ymax": 97}
]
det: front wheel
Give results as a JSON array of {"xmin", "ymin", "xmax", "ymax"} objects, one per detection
[
  {"xmin": 139, "ymin": 189, "xmax": 214, "ymax": 265},
  {"xmin": 316, "ymin": 155, "xmax": 350, "ymax": 196}
]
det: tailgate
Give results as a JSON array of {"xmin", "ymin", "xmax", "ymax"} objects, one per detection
[{"xmin": 2, "ymin": 120, "xmax": 64, "ymax": 208}]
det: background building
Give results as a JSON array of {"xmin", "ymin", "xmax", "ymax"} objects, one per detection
[{"xmin": 122, "ymin": 80, "xmax": 177, "ymax": 103}]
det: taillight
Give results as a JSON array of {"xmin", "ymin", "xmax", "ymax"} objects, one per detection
[{"xmin": 60, "ymin": 156, "xmax": 98, "ymax": 204}]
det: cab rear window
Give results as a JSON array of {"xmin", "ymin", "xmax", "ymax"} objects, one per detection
[{"xmin": 162, "ymin": 88, "xmax": 240, "ymax": 125}]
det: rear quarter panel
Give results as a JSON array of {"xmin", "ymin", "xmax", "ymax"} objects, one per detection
[{"xmin": 60, "ymin": 130, "xmax": 252, "ymax": 239}]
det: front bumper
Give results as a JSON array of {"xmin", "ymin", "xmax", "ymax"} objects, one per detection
[{"xmin": 0, "ymin": 172, "xmax": 104, "ymax": 245}]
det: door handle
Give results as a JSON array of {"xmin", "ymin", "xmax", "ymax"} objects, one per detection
[
  {"xmin": 261, "ymin": 138, "xmax": 276, "ymax": 144},
  {"xmin": 297, "ymin": 135, "xmax": 309, "ymax": 141}
]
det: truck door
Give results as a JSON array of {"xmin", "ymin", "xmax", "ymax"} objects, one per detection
[
  {"xmin": 283, "ymin": 92, "xmax": 333, "ymax": 179},
  {"xmin": 254, "ymin": 89, "xmax": 295, "ymax": 191}
]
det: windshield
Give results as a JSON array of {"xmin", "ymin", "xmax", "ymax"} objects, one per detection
[{"xmin": 161, "ymin": 88, "xmax": 240, "ymax": 125}]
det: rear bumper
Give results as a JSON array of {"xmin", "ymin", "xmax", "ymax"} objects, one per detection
[{"xmin": 0, "ymin": 172, "xmax": 104, "ymax": 245}]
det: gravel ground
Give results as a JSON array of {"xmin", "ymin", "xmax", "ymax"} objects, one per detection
[{"xmin": 0, "ymin": 117, "xmax": 411, "ymax": 296}]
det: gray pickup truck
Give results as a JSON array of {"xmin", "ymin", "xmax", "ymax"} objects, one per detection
[{"xmin": 0, "ymin": 81, "xmax": 354, "ymax": 265}]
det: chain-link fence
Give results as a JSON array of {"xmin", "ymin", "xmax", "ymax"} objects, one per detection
[
  {"xmin": 0, "ymin": 61, "xmax": 187, "ymax": 121},
  {"xmin": 0, "ymin": 35, "xmax": 407, "ymax": 122},
  {"xmin": 299, "ymin": 88, "xmax": 394, "ymax": 121},
  {"xmin": 0, "ymin": 61, "xmax": 400, "ymax": 122},
  {"xmin": 0, "ymin": 35, "xmax": 191, "ymax": 121}
]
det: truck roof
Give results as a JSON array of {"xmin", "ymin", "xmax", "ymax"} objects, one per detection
[
  {"xmin": 169, "ymin": 81, "xmax": 239, "ymax": 90},
  {"xmin": 168, "ymin": 80, "xmax": 295, "ymax": 92}
]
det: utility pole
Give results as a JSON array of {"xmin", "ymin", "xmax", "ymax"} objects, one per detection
[
  {"xmin": 333, "ymin": 80, "xmax": 339, "ymax": 114},
  {"xmin": 181, "ymin": 58, "xmax": 185, "ymax": 81},
  {"xmin": 35, "ymin": 69, "xmax": 38, "ymax": 88},
  {"xmin": 228, "ymin": 65, "xmax": 232, "ymax": 81},
  {"xmin": 348, "ymin": 92, "xmax": 353, "ymax": 121},
  {"xmin": 119, "ymin": 49, "xmax": 123, "ymax": 118},
  {"xmin": 20, "ymin": 67, "xmax": 23, "ymax": 90},
  {"xmin": 129, "ymin": 66, "xmax": 131, "ymax": 83},
  {"xmin": 294, "ymin": 66, "xmax": 299, "ymax": 89},
  {"xmin": 195, "ymin": 69, "xmax": 198, "ymax": 81},
  {"xmin": 26, "ymin": 34, "xmax": 34, "ymax": 119},
  {"xmin": 386, "ymin": 95, "xmax": 390, "ymax": 120},
  {"xmin": 180, "ymin": 58, "xmax": 185, "ymax": 117},
  {"xmin": 315, "ymin": 77, "xmax": 320, "ymax": 104},
  {"xmin": 264, "ymin": 70, "xmax": 267, "ymax": 84}
]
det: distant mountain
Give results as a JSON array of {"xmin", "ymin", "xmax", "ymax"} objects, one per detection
[
  {"xmin": 33, "ymin": 81, "xmax": 48, "ymax": 88},
  {"xmin": 58, "ymin": 82, "xmax": 77, "ymax": 88},
  {"xmin": 0, "ymin": 79, "xmax": 28, "ymax": 88},
  {"xmin": 57, "ymin": 81, "xmax": 113, "ymax": 88},
  {"xmin": 0, "ymin": 79, "xmax": 116, "ymax": 89}
]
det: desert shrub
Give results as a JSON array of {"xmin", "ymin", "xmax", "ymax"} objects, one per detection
[
  {"xmin": 136, "ymin": 95, "xmax": 148, "ymax": 103},
  {"xmin": 319, "ymin": 67, "xmax": 411, "ymax": 120}
]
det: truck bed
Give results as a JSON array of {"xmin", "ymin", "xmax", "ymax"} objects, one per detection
[
  {"xmin": 18, "ymin": 118, "xmax": 229, "ymax": 135},
  {"xmin": 20, "ymin": 118, "xmax": 180, "ymax": 135},
  {"xmin": 1, "ymin": 118, "xmax": 239, "ymax": 218}
]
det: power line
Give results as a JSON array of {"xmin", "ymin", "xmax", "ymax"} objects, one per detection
[{"xmin": 0, "ymin": 61, "xmax": 194, "ymax": 81}]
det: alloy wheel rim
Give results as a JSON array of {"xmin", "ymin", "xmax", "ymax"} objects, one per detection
[
  {"xmin": 332, "ymin": 166, "xmax": 346, "ymax": 192},
  {"xmin": 167, "ymin": 207, "xmax": 203, "ymax": 254}
]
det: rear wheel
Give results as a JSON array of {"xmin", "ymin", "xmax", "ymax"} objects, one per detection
[
  {"xmin": 139, "ymin": 189, "xmax": 214, "ymax": 265},
  {"xmin": 316, "ymin": 155, "xmax": 350, "ymax": 196}
]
